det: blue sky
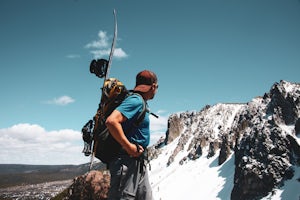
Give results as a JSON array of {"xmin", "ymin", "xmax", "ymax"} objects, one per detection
[{"xmin": 0, "ymin": 0, "xmax": 299, "ymax": 164}]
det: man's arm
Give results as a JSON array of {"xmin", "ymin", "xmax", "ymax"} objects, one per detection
[{"xmin": 105, "ymin": 110, "xmax": 144, "ymax": 157}]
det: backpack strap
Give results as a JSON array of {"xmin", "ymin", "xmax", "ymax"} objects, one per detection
[
  {"xmin": 124, "ymin": 91, "xmax": 158, "ymax": 135},
  {"xmin": 129, "ymin": 91, "xmax": 159, "ymax": 125},
  {"xmin": 128, "ymin": 92, "xmax": 148, "ymax": 128}
]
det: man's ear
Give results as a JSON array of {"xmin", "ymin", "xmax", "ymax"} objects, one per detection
[{"xmin": 151, "ymin": 83, "xmax": 156, "ymax": 90}]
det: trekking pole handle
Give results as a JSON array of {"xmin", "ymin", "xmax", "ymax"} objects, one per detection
[{"xmin": 150, "ymin": 112, "xmax": 159, "ymax": 118}]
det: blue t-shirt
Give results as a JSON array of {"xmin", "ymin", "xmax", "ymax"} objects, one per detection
[{"xmin": 116, "ymin": 94, "xmax": 150, "ymax": 147}]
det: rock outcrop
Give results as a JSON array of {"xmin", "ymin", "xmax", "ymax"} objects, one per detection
[
  {"xmin": 65, "ymin": 170, "xmax": 110, "ymax": 200},
  {"xmin": 152, "ymin": 80, "xmax": 300, "ymax": 200},
  {"xmin": 231, "ymin": 81, "xmax": 300, "ymax": 200}
]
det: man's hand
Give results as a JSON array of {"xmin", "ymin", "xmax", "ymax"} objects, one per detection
[
  {"xmin": 124, "ymin": 143, "xmax": 144, "ymax": 157},
  {"xmin": 106, "ymin": 110, "xmax": 144, "ymax": 157}
]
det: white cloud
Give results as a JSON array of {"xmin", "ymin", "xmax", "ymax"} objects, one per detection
[
  {"xmin": 90, "ymin": 49, "xmax": 111, "ymax": 58},
  {"xmin": 85, "ymin": 31, "xmax": 109, "ymax": 49},
  {"xmin": 66, "ymin": 54, "xmax": 81, "ymax": 59},
  {"xmin": 90, "ymin": 48, "xmax": 128, "ymax": 59},
  {"xmin": 0, "ymin": 124, "xmax": 89, "ymax": 165},
  {"xmin": 149, "ymin": 114, "xmax": 168, "ymax": 145},
  {"xmin": 114, "ymin": 48, "xmax": 128, "ymax": 58},
  {"xmin": 150, "ymin": 114, "xmax": 168, "ymax": 132},
  {"xmin": 0, "ymin": 113, "xmax": 169, "ymax": 164},
  {"xmin": 85, "ymin": 30, "xmax": 128, "ymax": 59},
  {"xmin": 45, "ymin": 95, "xmax": 75, "ymax": 106}
]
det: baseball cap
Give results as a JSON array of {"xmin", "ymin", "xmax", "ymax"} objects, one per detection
[{"xmin": 134, "ymin": 70, "xmax": 158, "ymax": 92}]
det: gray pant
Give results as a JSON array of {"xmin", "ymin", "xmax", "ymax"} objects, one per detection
[{"xmin": 108, "ymin": 155, "xmax": 152, "ymax": 200}]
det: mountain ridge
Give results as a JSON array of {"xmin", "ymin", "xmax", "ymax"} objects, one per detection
[{"xmin": 149, "ymin": 80, "xmax": 300, "ymax": 200}]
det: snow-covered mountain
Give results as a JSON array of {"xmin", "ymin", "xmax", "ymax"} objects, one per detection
[{"xmin": 149, "ymin": 80, "xmax": 300, "ymax": 200}]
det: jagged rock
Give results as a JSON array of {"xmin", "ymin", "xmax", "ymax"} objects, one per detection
[
  {"xmin": 148, "ymin": 145, "xmax": 162, "ymax": 161},
  {"xmin": 165, "ymin": 113, "xmax": 185, "ymax": 144},
  {"xmin": 155, "ymin": 80, "xmax": 300, "ymax": 199},
  {"xmin": 187, "ymin": 143, "xmax": 202, "ymax": 160},
  {"xmin": 219, "ymin": 134, "xmax": 231, "ymax": 165},
  {"xmin": 232, "ymin": 125, "xmax": 295, "ymax": 200},
  {"xmin": 155, "ymin": 136, "xmax": 167, "ymax": 149},
  {"xmin": 147, "ymin": 136, "xmax": 167, "ymax": 161},
  {"xmin": 231, "ymin": 81, "xmax": 300, "ymax": 200},
  {"xmin": 167, "ymin": 133, "xmax": 190, "ymax": 166},
  {"xmin": 207, "ymin": 141, "xmax": 218, "ymax": 158},
  {"xmin": 65, "ymin": 170, "xmax": 110, "ymax": 200},
  {"xmin": 266, "ymin": 80, "xmax": 300, "ymax": 125},
  {"xmin": 295, "ymin": 118, "xmax": 300, "ymax": 136}
]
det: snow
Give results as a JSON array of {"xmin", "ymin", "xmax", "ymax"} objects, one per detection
[
  {"xmin": 149, "ymin": 144, "xmax": 300, "ymax": 200},
  {"xmin": 279, "ymin": 124, "xmax": 295, "ymax": 136},
  {"xmin": 149, "ymin": 145, "xmax": 235, "ymax": 200},
  {"xmin": 197, "ymin": 103, "xmax": 245, "ymax": 139},
  {"xmin": 148, "ymin": 122, "xmax": 300, "ymax": 200},
  {"xmin": 281, "ymin": 80, "xmax": 296, "ymax": 94}
]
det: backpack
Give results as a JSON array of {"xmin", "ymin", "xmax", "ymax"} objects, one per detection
[{"xmin": 82, "ymin": 78, "xmax": 147, "ymax": 164}]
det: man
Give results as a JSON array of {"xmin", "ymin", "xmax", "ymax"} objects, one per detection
[{"xmin": 105, "ymin": 70, "xmax": 158, "ymax": 200}]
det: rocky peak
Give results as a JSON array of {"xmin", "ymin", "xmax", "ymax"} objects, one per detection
[
  {"xmin": 163, "ymin": 103, "xmax": 246, "ymax": 166},
  {"xmin": 266, "ymin": 80, "xmax": 300, "ymax": 125},
  {"xmin": 152, "ymin": 80, "xmax": 300, "ymax": 200}
]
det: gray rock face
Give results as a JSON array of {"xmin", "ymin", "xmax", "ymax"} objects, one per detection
[
  {"xmin": 231, "ymin": 81, "xmax": 300, "ymax": 200},
  {"xmin": 165, "ymin": 113, "xmax": 186, "ymax": 144},
  {"xmin": 151, "ymin": 80, "xmax": 300, "ymax": 200},
  {"xmin": 66, "ymin": 170, "xmax": 110, "ymax": 200}
]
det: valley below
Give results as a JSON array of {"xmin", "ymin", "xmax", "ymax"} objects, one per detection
[
  {"xmin": 0, "ymin": 162, "xmax": 104, "ymax": 200},
  {"xmin": 0, "ymin": 180, "xmax": 71, "ymax": 200}
]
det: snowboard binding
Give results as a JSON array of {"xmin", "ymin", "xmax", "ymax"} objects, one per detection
[{"xmin": 90, "ymin": 58, "xmax": 109, "ymax": 78}]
